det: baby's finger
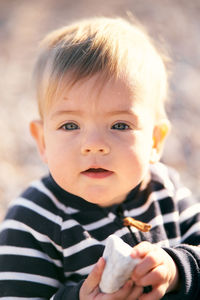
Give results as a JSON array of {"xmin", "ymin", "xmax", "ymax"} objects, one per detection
[
  {"xmin": 136, "ymin": 264, "xmax": 167, "ymax": 287},
  {"xmin": 81, "ymin": 257, "xmax": 105, "ymax": 296},
  {"xmin": 132, "ymin": 254, "xmax": 163, "ymax": 282},
  {"xmin": 131, "ymin": 247, "xmax": 164, "ymax": 282},
  {"xmin": 127, "ymin": 285, "xmax": 143, "ymax": 300}
]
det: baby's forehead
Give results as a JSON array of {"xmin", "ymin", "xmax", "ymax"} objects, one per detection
[{"xmin": 47, "ymin": 72, "xmax": 157, "ymax": 118}]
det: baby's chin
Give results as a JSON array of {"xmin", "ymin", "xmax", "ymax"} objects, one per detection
[
  {"xmin": 79, "ymin": 193, "xmax": 113, "ymax": 207},
  {"xmin": 78, "ymin": 190, "xmax": 126, "ymax": 207}
]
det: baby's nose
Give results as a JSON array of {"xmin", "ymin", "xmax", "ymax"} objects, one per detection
[{"xmin": 81, "ymin": 133, "xmax": 110, "ymax": 155}]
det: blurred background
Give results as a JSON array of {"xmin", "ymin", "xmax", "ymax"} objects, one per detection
[{"xmin": 0, "ymin": 0, "xmax": 200, "ymax": 221}]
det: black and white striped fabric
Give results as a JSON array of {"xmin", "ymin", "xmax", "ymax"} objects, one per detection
[{"xmin": 0, "ymin": 163, "xmax": 200, "ymax": 299}]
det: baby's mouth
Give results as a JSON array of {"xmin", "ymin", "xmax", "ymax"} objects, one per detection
[{"xmin": 81, "ymin": 168, "xmax": 113, "ymax": 179}]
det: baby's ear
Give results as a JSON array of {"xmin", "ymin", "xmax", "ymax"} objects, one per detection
[
  {"xmin": 30, "ymin": 120, "xmax": 47, "ymax": 163},
  {"xmin": 150, "ymin": 119, "xmax": 171, "ymax": 164}
]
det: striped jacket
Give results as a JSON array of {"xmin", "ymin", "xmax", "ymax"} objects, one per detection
[{"xmin": 0, "ymin": 163, "xmax": 200, "ymax": 299}]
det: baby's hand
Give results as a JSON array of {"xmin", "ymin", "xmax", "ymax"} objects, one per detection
[
  {"xmin": 80, "ymin": 257, "xmax": 143, "ymax": 300},
  {"xmin": 131, "ymin": 242, "xmax": 179, "ymax": 300}
]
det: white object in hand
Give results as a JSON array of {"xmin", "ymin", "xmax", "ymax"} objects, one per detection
[{"xmin": 99, "ymin": 234, "xmax": 140, "ymax": 293}]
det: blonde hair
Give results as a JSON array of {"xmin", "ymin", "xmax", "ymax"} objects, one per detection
[{"xmin": 34, "ymin": 16, "xmax": 170, "ymax": 119}]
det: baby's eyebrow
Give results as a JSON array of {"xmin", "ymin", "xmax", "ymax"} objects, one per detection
[
  {"xmin": 50, "ymin": 110, "xmax": 84, "ymax": 119},
  {"xmin": 106, "ymin": 110, "xmax": 137, "ymax": 116},
  {"xmin": 106, "ymin": 110, "xmax": 139, "ymax": 119}
]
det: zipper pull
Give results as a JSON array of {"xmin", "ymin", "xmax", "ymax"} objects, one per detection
[{"xmin": 123, "ymin": 217, "xmax": 151, "ymax": 232}]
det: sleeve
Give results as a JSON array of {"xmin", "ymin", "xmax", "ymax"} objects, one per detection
[
  {"xmin": 0, "ymin": 198, "xmax": 83, "ymax": 299},
  {"xmin": 163, "ymin": 168, "xmax": 200, "ymax": 299}
]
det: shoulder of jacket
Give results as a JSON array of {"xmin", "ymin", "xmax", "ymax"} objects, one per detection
[{"xmin": 150, "ymin": 162, "xmax": 180, "ymax": 196}]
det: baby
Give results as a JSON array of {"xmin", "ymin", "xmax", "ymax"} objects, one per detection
[{"xmin": 0, "ymin": 16, "xmax": 199, "ymax": 300}]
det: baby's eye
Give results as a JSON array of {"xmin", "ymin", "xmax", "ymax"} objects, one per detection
[
  {"xmin": 60, "ymin": 122, "xmax": 79, "ymax": 130},
  {"xmin": 111, "ymin": 122, "xmax": 130, "ymax": 130}
]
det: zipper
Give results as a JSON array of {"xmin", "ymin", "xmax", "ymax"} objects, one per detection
[
  {"xmin": 116, "ymin": 205, "xmax": 151, "ymax": 245},
  {"xmin": 116, "ymin": 205, "xmax": 139, "ymax": 245}
]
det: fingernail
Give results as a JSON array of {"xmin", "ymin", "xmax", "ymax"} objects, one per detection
[{"xmin": 131, "ymin": 249, "xmax": 137, "ymax": 258}]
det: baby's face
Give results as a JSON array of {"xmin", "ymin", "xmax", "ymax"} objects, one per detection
[{"xmin": 35, "ymin": 74, "xmax": 159, "ymax": 206}]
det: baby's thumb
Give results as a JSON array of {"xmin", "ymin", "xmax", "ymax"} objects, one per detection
[{"xmin": 82, "ymin": 257, "xmax": 105, "ymax": 295}]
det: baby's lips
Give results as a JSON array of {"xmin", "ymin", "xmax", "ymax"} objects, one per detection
[
  {"xmin": 83, "ymin": 168, "xmax": 107, "ymax": 173},
  {"xmin": 81, "ymin": 166, "xmax": 113, "ymax": 174},
  {"xmin": 80, "ymin": 167, "xmax": 114, "ymax": 179}
]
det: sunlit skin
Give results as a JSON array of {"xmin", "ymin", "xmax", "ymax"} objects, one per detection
[
  {"xmin": 30, "ymin": 73, "xmax": 178, "ymax": 300},
  {"xmin": 31, "ymin": 74, "xmax": 164, "ymax": 207}
]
